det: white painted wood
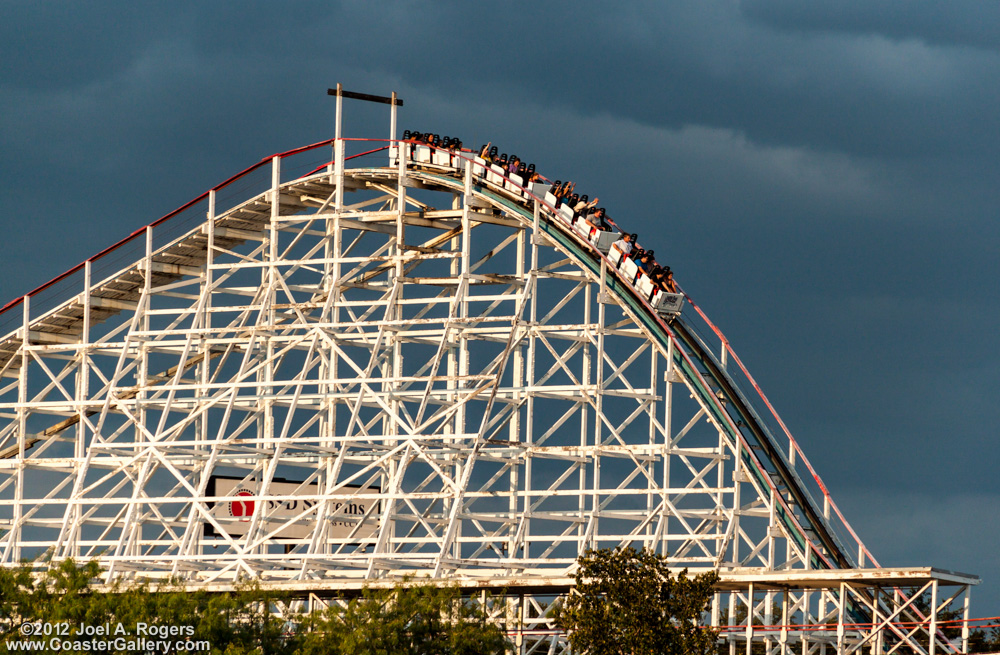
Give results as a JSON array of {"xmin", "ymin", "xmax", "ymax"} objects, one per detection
[{"xmin": 0, "ymin": 136, "xmax": 961, "ymax": 655}]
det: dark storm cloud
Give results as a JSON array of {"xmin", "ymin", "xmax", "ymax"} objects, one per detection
[
  {"xmin": 742, "ymin": 0, "xmax": 1000, "ymax": 51},
  {"xmin": 1, "ymin": 0, "xmax": 996, "ymax": 615},
  {"xmin": 0, "ymin": 3, "xmax": 175, "ymax": 90},
  {"xmin": 292, "ymin": 0, "xmax": 1000, "ymax": 160}
]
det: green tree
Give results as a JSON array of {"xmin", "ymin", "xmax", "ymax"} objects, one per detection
[
  {"xmin": 0, "ymin": 560, "xmax": 291, "ymax": 654},
  {"xmin": 554, "ymin": 546, "xmax": 720, "ymax": 655},
  {"xmin": 0, "ymin": 559, "xmax": 509, "ymax": 655},
  {"xmin": 968, "ymin": 626, "xmax": 1000, "ymax": 653},
  {"xmin": 94, "ymin": 579, "xmax": 290, "ymax": 654},
  {"xmin": 296, "ymin": 583, "xmax": 508, "ymax": 655}
]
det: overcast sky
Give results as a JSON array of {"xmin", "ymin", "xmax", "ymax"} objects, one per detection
[{"xmin": 1, "ymin": 0, "xmax": 997, "ymax": 617}]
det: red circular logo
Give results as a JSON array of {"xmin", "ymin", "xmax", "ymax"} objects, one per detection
[{"xmin": 230, "ymin": 490, "xmax": 255, "ymax": 520}]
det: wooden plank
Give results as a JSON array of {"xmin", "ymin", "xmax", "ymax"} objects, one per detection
[
  {"xmin": 326, "ymin": 88, "xmax": 403, "ymax": 106},
  {"xmin": 468, "ymin": 211, "xmax": 522, "ymax": 228},
  {"xmin": 29, "ymin": 330, "xmax": 79, "ymax": 345},
  {"xmin": 277, "ymin": 192, "xmax": 311, "ymax": 208},
  {"xmin": 90, "ymin": 296, "xmax": 138, "ymax": 311},
  {"xmin": 155, "ymin": 253, "xmax": 207, "ymax": 266},
  {"xmin": 149, "ymin": 261, "xmax": 202, "ymax": 277},
  {"xmin": 34, "ymin": 319, "xmax": 79, "ymax": 333},
  {"xmin": 204, "ymin": 226, "xmax": 265, "ymax": 241}
]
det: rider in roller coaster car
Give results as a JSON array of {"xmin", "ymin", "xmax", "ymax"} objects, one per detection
[
  {"xmin": 638, "ymin": 250, "xmax": 656, "ymax": 274},
  {"xmin": 592, "ymin": 207, "xmax": 612, "ymax": 230},
  {"xmin": 611, "ymin": 232, "xmax": 635, "ymax": 257},
  {"xmin": 663, "ymin": 267, "xmax": 677, "ymax": 293},
  {"xmin": 400, "ymin": 135, "xmax": 681, "ymax": 300},
  {"xmin": 574, "ymin": 194, "xmax": 599, "ymax": 214}
]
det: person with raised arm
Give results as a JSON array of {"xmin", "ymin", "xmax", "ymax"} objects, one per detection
[{"xmin": 574, "ymin": 194, "xmax": 598, "ymax": 214}]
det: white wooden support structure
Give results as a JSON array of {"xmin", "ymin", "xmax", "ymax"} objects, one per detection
[{"xmin": 0, "ymin": 119, "xmax": 979, "ymax": 653}]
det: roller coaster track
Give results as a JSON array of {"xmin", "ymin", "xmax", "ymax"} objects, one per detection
[
  {"xmin": 1, "ymin": 150, "xmax": 848, "ymax": 565},
  {"xmin": 399, "ymin": 150, "xmax": 862, "ymax": 571},
  {"xmin": 0, "ymin": 137, "xmax": 974, "ymax": 654}
]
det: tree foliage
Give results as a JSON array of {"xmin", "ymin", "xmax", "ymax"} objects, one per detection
[
  {"xmin": 0, "ymin": 560, "xmax": 287, "ymax": 654},
  {"xmin": 554, "ymin": 546, "xmax": 720, "ymax": 655},
  {"xmin": 0, "ymin": 560, "xmax": 508, "ymax": 655},
  {"xmin": 968, "ymin": 626, "xmax": 1000, "ymax": 653},
  {"xmin": 298, "ymin": 584, "xmax": 507, "ymax": 655}
]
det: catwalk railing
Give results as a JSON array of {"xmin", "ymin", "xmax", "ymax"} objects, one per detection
[{"xmin": 0, "ymin": 138, "xmax": 367, "ymax": 339}]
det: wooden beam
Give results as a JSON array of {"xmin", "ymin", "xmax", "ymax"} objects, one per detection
[
  {"xmin": 89, "ymin": 296, "xmax": 138, "ymax": 311},
  {"xmin": 149, "ymin": 261, "xmax": 202, "ymax": 277},
  {"xmin": 28, "ymin": 330, "xmax": 79, "ymax": 345},
  {"xmin": 326, "ymin": 88, "xmax": 403, "ymax": 106},
  {"xmin": 203, "ymin": 226, "xmax": 265, "ymax": 242}
]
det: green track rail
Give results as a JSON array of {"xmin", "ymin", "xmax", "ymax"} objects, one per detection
[{"xmin": 416, "ymin": 169, "xmax": 857, "ymax": 572}]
